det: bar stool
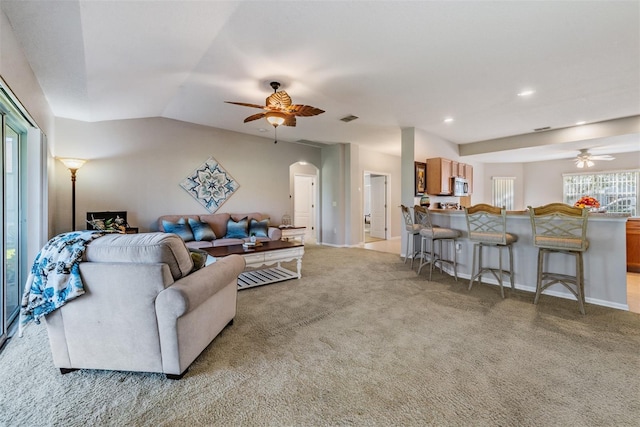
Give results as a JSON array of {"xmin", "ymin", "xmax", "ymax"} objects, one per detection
[
  {"xmin": 415, "ymin": 205, "xmax": 462, "ymax": 281},
  {"xmin": 528, "ymin": 203, "xmax": 589, "ymax": 314},
  {"xmin": 464, "ymin": 204, "xmax": 517, "ymax": 298},
  {"xmin": 400, "ymin": 205, "xmax": 422, "ymax": 267}
]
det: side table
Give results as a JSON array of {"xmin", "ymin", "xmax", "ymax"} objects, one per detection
[{"xmin": 279, "ymin": 226, "xmax": 306, "ymax": 244}]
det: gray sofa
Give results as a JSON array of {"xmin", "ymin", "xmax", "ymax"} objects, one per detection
[
  {"xmin": 158, "ymin": 212, "xmax": 282, "ymax": 249},
  {"xmin": 44, "ymin": 232, "xmax": 245, "ymax": 379}
]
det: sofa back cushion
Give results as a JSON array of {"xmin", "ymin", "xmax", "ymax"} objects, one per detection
[
  {"xmin": 84, "ymin": 232, "xmax": 193, "ymax": 280},
  {"xmin": 199, "ymin": 213, "xmax": 231, "ymax": 240}
]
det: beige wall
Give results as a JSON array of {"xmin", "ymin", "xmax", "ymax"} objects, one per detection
[{"xmin": 53, "ymin": 117, "xmax": 322, "ymax": 235}]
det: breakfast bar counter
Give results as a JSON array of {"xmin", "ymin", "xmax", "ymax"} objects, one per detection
[{"xmin": 427, "ymin": 209, "xmax": 630, "ymax": 310}]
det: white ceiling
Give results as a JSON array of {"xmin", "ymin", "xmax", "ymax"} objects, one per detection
[{"xmin": 2, "ymin": 0, "xmax": 639, "ymax": 161}]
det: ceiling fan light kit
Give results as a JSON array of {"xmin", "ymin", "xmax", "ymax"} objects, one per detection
[
  {"xmin": 576, "ymin": 159, "xmax": 594, "ymax": 168},
  {"xmin": 265, "ymin": 111, "xmax": 287, "ymax": 127}
]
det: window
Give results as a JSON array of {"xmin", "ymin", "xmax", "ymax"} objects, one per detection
[
  {"xmin": 491, "ymin": 177, "xmax": 515, "ymax": 210},
  {"xmin": 563, "ymin": 170, "xmax": 639, "ymax": 216}
]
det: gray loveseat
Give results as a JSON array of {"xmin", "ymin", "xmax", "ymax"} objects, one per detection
[
  {"xmin": 44, "ymin": 232, "xmax": 245, "ymax": 379},
  {"xmin": 158, "ymin": 212, "xmax": 282, "ymax": 249}
]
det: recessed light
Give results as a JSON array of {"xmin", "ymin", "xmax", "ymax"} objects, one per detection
[
  {"xmin": 517, "ymin": 90, "xmax": 535, "ymax": 97},
  {"xmin": 444, "ymin": 117, "xmax": 454, "ymax": 123},
  {"xmin": 575, "ymin": 121, "xmax": 586, "ymax": 125}
]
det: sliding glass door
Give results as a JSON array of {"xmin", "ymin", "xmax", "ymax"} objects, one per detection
[
  {"xmin": 0, "ymin": 84, "xmax": 33, "ymax": 347},
  {"xmin": 4, "ymin": 124, "xmax": 21, "ymax": 328}
]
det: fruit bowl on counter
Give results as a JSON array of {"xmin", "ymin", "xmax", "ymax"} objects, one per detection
[{"xmin": 574, "ymin": 196, "xmax": 603, "ymax": 212}]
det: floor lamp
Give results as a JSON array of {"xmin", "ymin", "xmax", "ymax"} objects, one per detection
[{"xmin": 59, "ymin": 158, "xmax": 86, "ymax": 231}]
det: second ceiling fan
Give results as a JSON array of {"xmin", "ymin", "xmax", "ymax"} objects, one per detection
[{"xmin": 574, "ymin": 149, "xmax": 615, "ymax": 168}]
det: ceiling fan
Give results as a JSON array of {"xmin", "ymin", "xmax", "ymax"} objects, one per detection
[
  {"xmin": 574, "ymin": 149, "xmax": 615, "ymax": 168},
  {"xmin": 225, "ymin": 82, "xmax": 324, "ymax": 142}
]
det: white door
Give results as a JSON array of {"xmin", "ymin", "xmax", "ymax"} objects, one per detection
[
  {"xmin": 370, "ymin": 175, "xmax": 386, "ymax": 239},
  {"xmin": 294, "ymin": 174, "xmax": 316, "ymax": 243}
]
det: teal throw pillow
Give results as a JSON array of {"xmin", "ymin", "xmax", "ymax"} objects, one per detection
[
  {"xmin": 225, "ymin": 217, "xmax": 249, "ymax": 239},
  {"xmin": 188, "ymin": 218, "xmax": 216, "ymax": 241},
  {"xmin": 249, "ymin": 218, "xmax": 269, "ymax": 237},
  {"xmin": 162, "ymin": 218, "xmax": 194, "ymax": 242}
]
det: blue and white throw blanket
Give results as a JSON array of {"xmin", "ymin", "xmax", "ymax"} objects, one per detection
[{"xmin": 19, "ymin": 230, "xmax": 106, "ymax": 336}]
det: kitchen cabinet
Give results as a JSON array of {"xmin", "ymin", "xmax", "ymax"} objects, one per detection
[
  {"xmin": 451, "ymin": 160, "xmax": 459, "ymax": 177},
  {"xmin": 426, "ymin": 157, "xmax": 452, "ymax": 195},
  {"xmin": 627, "ymin": 218, "xmax": 640, "ymax": 272}
]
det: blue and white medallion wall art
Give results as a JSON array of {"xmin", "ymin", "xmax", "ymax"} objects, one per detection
[{"xmin": 180, "ymin": 157, "xmax": 240, "ymax": 213}]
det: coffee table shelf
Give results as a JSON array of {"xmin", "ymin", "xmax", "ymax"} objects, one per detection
[{"xmin": 238, "ymin": 267, "xmax": 299, "ymax": 289}]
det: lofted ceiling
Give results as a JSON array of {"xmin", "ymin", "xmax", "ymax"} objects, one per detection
[{"xmin": 2, "ymin": 0, "xmax": 639, "ymax": 161}]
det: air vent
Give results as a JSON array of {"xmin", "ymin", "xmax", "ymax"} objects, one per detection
[
  {"xmin": 340, "ymin": 115, "xmax": 359, "ymax": 123},
  {"xmin": 534, "ymin": 126, "xmax": 551, "ymax": 132}
]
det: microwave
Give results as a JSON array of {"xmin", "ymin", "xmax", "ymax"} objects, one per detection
[{"xmin": 451, "ymin": 177, "xmax": 469, "ymax": 196}]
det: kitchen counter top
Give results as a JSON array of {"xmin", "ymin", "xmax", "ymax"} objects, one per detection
[{"xmin": 427, "ymin": 208, "xmax": 631, "ymax": 219}]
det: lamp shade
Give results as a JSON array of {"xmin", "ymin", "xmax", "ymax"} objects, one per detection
[
  {"xmin": 265, "ymin": 112, "xmax": 286, "ymax": 127},
  {"xmin": 59, "ymin": 158, "xmax": 86, "ymax": 170}
]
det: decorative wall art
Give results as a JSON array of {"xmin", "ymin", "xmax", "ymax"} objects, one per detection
[
  {"xmin": 180, "ymin": 157, "xmax": 240, "ymax": 213},
  {"xmin": 415, "ymin": 161, "xmax": 426, "ymax": 196}
]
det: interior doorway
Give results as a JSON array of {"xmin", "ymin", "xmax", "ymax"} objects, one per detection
[
  {"xmin": 292, "ymin": 166, "xmax": 318, "ymax": 244},
  {"xmin": 363, "ymin": 172, "xmax": 388, "ymax": 243}
]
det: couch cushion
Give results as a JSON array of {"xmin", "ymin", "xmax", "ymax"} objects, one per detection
[
  {"xmin": 161, "ymin": 218, "xmax": 194, "ymax": 242},
  {"xmin": 187, "ymin": 218, "xmax": 216, "ymax": 241},
  {"xmin": 185, "ymin": 240, "xmax": 214, "ymax": 249},
  {"xmin": 213, "ymin": 238, "xmax": 245, "ymax": 247},
  {"xmin": 84, "ymin": 232, "xmax": 193, "ymax": 280},
  {"xmin": 232, "ymin": 212, "xmax": 267, "ymax": 223},
  {"xmin": 199, "ymin": 213, "xmax": 231, "ymax": 241},
  {"xmin": 249, "ymin": 218, "xmax": 270, "ymax": 237},
  {"xmin": 225, "ymin": 216, "xmax": 249, "ymax": 239}
]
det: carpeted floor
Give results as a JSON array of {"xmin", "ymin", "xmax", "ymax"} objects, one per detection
[{"xmin": 1, "ymin": 244, "xmax": 639, "ymax": 426}]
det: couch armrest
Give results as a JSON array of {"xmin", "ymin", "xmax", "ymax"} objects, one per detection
[
  {"xmin": 268, "ymin": 227, "xmax": 282, "ymax": 240},
  {"xmin": 155, "ymin": 254, "xmax": 245, "ymax": 375},
  {"xmin": 156, "ymin": 254, "xmax": 245, "ymax": 319}
]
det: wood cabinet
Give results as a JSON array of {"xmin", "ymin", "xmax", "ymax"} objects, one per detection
[
  {"xmin": 627, "ymin": 218, "xmax": 640, "ymax": 272},
  {"xmin": 426, "ymin": 157, "xmax": 473, "ymax": 195},
  {"xmin": 426, "ymin": 157, "xmax": 452, "ymax": 195}
]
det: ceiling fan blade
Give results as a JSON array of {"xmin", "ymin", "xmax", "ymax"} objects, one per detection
[
  {"xmin": 243, "ymin": 112, "xmax": 266, "ymax": 123},
  {"xmin": 266, "ymin": 91, "xmax": 292, "ymax": 109},
  {"xmin": 591, "ymin": 155, "xmax": 615, "ymax": 160},
  {"xmin": 283, "ymin": 115, "xmax": 297, "ymax": 127},
  {"xmin": 287, "ymin": 105, "xmax": 325, "ymax": 117},
  {"xmin": 225, "ymin": 101, "xmax": 267, "ymax": 109}
]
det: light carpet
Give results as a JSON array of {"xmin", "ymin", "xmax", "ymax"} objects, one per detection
[{"xmin": 1, "ymin": 244, "xmax": 639, "ymax": 426}]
